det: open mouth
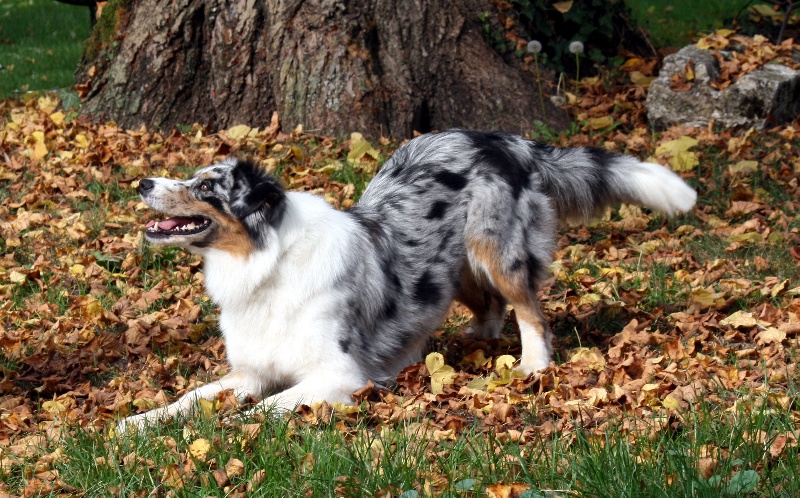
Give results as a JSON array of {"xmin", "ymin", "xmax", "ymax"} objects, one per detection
[{"xmin": 145, "ymin": 216, "xmax": 212, "ymax": 237}]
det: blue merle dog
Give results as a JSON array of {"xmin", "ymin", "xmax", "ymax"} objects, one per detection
[{"xmin": 118, "ymin": 129, "xmax": 696, "ymax": 431}]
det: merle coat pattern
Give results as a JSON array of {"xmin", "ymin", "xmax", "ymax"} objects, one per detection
[{"xmin": 119, "ymin": 130, "xmax": 696, "ymax": 432}]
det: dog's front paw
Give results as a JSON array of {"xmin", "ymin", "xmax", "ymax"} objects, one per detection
[{"xmin": 115, "ymin": 411, "xmax": 162, "ymax": 436}]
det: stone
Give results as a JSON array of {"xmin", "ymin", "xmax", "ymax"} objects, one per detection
[{"xmin": 646, "ymin": 45, "xmax": 800, "ymax": 129}]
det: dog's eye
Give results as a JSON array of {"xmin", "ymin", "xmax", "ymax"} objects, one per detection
[{"xmin": 198, "ymin": 181, "xmax": 212, "ymax": 191}]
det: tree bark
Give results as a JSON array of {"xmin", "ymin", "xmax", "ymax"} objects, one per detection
[{"xmin": 77, "ymin": 0, "xmax": 568, "ymax": 138}]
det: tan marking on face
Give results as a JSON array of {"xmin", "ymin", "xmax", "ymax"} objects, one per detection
[
  {"xmin": 151, "ymin": 186, "xmax": 255, "ymax": 258},
  {"xmin": 190, "ymin": 202, "xmax": 255, "ymax": 258}
]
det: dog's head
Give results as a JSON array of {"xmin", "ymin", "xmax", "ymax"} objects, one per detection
[{"xmin": 137, "ymin": 158, "xmax": 286, "ymax": 256}]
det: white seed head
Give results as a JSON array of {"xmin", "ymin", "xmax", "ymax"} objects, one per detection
[
  {"xmin": 568, "ymin": 41, "xmax": 584, "ymax": 55},
  {"xmin": 526, "ymin": 40, "xmax": 542, "ymax": 54}
]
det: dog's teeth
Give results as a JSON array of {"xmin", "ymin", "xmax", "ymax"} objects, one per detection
[{"xmin": 154, "ymin": 222, "xmax": 160, "ymax": 231}]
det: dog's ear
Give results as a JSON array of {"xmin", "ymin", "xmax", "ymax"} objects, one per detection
[{"xmin": 230, "ymin": 159, "xmax": 286, "ymax": 223}]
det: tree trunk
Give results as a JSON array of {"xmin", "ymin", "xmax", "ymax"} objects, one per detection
[{"xmin": 77, "ymin": 0, "xmax": 568, "ymax": 138}]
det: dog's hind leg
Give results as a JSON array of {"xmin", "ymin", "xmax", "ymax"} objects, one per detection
[
  {"xmin": 466, "ymin": 237, "xmax": 553, "ymax": 374},
  {"xmin": 456, "ymin": 268, "xmax": 507, "ymax": 338}
]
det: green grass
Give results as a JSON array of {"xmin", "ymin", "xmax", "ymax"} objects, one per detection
[
  {"xmin": 42, "ymin": 391, "xmax": 798, "ymax": 497},
  {"xmin": 0, "ymin": 0, "xmax": 91, "ymax": 98},
  {"xmin": 625, "ymin": 0, "xmax": 749, "ymax": 46}
]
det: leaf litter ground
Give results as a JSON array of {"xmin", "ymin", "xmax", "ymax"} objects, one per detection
[{"xmin": 1, "ymin": 31, "xmax": 800, "ymax": 497}]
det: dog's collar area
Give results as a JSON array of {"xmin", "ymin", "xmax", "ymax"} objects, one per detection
[{"xmin": 145, "ymin": 216, "xmax": 211, "ymax": 236}]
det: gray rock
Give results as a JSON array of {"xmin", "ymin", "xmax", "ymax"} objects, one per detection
[{"xmin": 646, "ymin": 45, "xmax": 800, "ymax": 129}]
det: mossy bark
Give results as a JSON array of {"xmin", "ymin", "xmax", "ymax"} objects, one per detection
[{"xmin": 76, "ymin": 0, "xmax": 567, "ymax": 138}]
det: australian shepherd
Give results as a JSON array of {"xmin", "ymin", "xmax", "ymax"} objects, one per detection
[{"xmin": 117, "ymin": 129, "xmax": 696, "ymax": 431}]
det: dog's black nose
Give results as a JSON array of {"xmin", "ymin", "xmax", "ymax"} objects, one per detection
[{"xmin": 138, "ymin": 178, "xmax": 155, "ymax": 194}]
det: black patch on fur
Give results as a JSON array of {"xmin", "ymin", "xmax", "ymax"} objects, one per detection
[
  {"xmin": 432, "ymin": 170, "xmax": 468, "ymax": 191},
  {"xmin": 466, "ymin": 132, "xmax": 531, "ymax": 199},
  {"xmin": 413, "ymin": 270, "xmax": 441, "ymax": 305},
  {"xmin": 202, "ymin": 195, "xmax": 226, "ymax": 213},
  {"xmin": 230, "ymin": 159, "xmax": 287, "ymax": 226},
  {"xmin": 525, "ymin": 254, "xmax": 543, "ymax": 287},
  {"xmin": 381, "ymin": 299, "xmax": 398, "ymax": 320},
  {"xmin": 584, "ymin": 147, "xmax": 614, "ymax": 206},
  {"xmin": 339, "ymin": 338, "xmax": 351, "ymax": 354},
  {"xmin": 348, "ymin": 208, "xmax": 385, "ymax": 243},
  {"xmin": 381, "ymin": 259, "xmax": 402, "ymax": 291},
  {"xmin": 425, "ymin": 201, "xmax": 449, "ymax": 220}
]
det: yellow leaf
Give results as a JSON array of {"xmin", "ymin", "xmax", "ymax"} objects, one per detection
[
  {"xmin": 50, "ymin": 111, "xmax": 65, "ymax": 126},
  {"xmin": 69, "ymin": 264, "xmax": 86, "ymax": 277},
  {"xmin": 42, "ymin": 400, "xmax": 67, "ymax": 416},
  {"xmin": 756, "ymin": 327, "xmax": 786, "ymax": 345},
  {"xmin": 75, "ymin": 134, "xmax": 90, "ymax": 148},
  {"xmin": 655, "ymin": 136, "xmax": 698, "ymax": 156},
  {"xmin": 690, "ymin": 288, "xmax": 726, "ymax": 309},
  {"xmin": 495, "ymin": 355, "xmax": 517, "ymax": 371},
  {"xmin": 630, "ymin": 71, "xmax": 655, "ymax": 87},
  {"xmin": 9, "ymin": 270, "xmax": 26, "ymax": 284},
  {"xmin": 425, "ymin": 352, "xmax": 446, "ymax": 374},
  {"xmin": 719, "ymin": 310, "xmax": 757, "ymax": 328},
  {"xmin": 727, "ymin": 232, "xmax": 762, "ymax": 244},
  {"xmin": 669, "ymin": 150, "xmax": 699, "ymax": 172},
  {"xmin": 225, "ymin": 458, "xmax": 245, "ymax": 477},
  {"xmin": 586, "ymin": 387, "xmax": 608, "ymax": 406},
  {"xmin": 84, "ymin": 297, "xmax": 103, "ymax": 320},
  {"xmin": 431, "ymin": 367, "xmax": 455, "ymax": 395},
  {"xmin": 347, "ymin": 132, "xmax": 379, "ymax": 163},
  {"xmin": 426, "ymin": 352, "xmax": 455, "ymax": 395},
  {"xmin": 620, "ymin": 57, "xmax": 642, "ymax": 70},
  {"xmin": 771, "ymin": 279, "xmax": 790, "ymax": 297},
  {"xmin": 662, "ymin": 394, "xmax": 682, "ymax": 410},
  {"xmin": 289, "ymin": 145, "xmax": 304, "ymax": 160},
  {"xmin": 749, "ymin": 3, "xmax": 783, "ymax": 22},
  {"xmin": 655, "ymin": 136, "xmax": 699, "ymax": 172},
  {"xmin": 729, "ymin": 160, "xmax": 758, "ymax": 175},
  {"xmin": 587, "ymin": 115, "xmax": 614, "ymax": 130},
  {"xmin": 226, "ymin": 124, "xmax": 252, "ymax": 140},
  {"xmin": 569, "ymin": 347, "xmax": 607, "ymax": 371},
  {"xmin": 461, "ymin": 349, "xmax": 491, "ymax": 369},
  {"xmin": 486, "ymin": 482, "xmax": 532, "ymax": 498},
  {"xmin": 618, "ymin": 203, "xmax": 643, "ymax": 219},
  {"xmin": 197, "ymin": 398, "xmax": 217, "ymax": 417},
  {"xmin": 132, "ymin": 397, "xmax": 158, "ymax": 409},
  {"xmin": 30, "ymin": 130, "xmax": 48, "ymax": 161},
  {"xmin": 466, "ymin": 376, "xmax": 490, "ymax": 390},
  {"xmin": 37, "ymin": 95, "xmax": 59, "ymax": 114},
  {"xmin": 188, "ymin": 438, "xmax": 211, "ymax": 462},
  {"xmin": 579, "ymin": 293, "xmax": 602, "ymax": 305},
  {"xmin": 552, "ymin": 1, "xmax": 573, "ymax": 14}
]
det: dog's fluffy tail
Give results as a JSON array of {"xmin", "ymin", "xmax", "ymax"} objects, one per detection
[{"xmin": 537, "ymin": 146, "xmax": 697, "ymax": 222}]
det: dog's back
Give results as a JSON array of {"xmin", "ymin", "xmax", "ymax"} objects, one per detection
[{"xmin": 343, "ymin": 130, "xmax": 695, "ymax": 377}]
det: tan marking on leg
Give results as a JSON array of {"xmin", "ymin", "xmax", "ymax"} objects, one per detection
[{"xmin": 467, "ymin": 236, "xmax": 552, "ymax": 372}]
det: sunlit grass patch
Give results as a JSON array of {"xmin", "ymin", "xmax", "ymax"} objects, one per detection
[{"xmin": 0, "ymin": 0, "xmax": 91, "ymax": 98}]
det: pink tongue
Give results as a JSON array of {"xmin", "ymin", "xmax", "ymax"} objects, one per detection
[{"xmin": 148, "ymin": 217, "xmax": 195, "ymax": 230}]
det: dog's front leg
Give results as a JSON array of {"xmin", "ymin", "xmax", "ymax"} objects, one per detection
[
  {"xmin": 115, "ymin": 370, "xmax": 260, "ymax": 434},
  {"xmin": 241, "ymin": 375, "xmax": 363, "ymax": 418}
]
